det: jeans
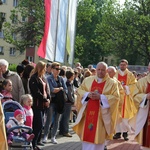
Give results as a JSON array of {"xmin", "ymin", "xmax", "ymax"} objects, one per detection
[
  {"xmin": 59, "ymin": 103, "xmax": 72, "ymax": 134},
  {"xmin": 43, "ymin": 103, "xmax": 61, "ymax": 138}
]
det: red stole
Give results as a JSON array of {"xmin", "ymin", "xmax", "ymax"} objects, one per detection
[
  {"xmin": 83, "ymin": 80, "xmax": 106, "ymax": 143},
  {"xmin": 118, "ymin": 74, "xmax": 127, "ymax": 86},
  {"xmin": 143, "ymin": 83, "xmax": 150, "ymax": 147},
  {"xmin": 118, "ymin": 74, "xmax": 127, "ymax": 118}
]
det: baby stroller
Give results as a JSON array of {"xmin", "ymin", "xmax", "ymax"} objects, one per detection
[{"xmin": 2, "ymin": 98, "xmax": 33, "ymax": 150}]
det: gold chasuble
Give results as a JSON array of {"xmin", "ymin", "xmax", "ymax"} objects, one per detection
[
  {"xmin": 143, "ymin": 83, "xmax": 150, "ymax": 147},
  {"xmin": 133, "ymin": 74, "xmax": 150, "ymax": 146},
  {"xmin": 115, "ymin": 69, "xmax": 137, "ymax": 119},
  {"xmin": 0, "ymin": 100, "xmax": 8, "ymax": 150},
  {"xmin": 73, "ymin": 75, "xmax": 120, "ymax": 144},
  {"xmin": 83, "ymin": 80, "xmax": 105, "ymax": 143}
]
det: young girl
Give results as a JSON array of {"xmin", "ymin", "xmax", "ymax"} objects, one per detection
[
  {"xmin": 1, "ymin": 79, "xmax": 13, "ymax": 103},
  {"xmin": 20, "ymin": 94, "xmax": 33, "ymax": 128}
]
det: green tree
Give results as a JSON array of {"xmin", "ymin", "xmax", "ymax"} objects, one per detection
[
  {"xmin": 75, "ymin": 0, "xmax": 105, "ymax": 67},
  {"xmin": 3, "ymin": 0, "xmax": 44, "ymax": 52},
  {"xmin": 95, "ymin": 0, "xmax": 150, "ymax": 65}
]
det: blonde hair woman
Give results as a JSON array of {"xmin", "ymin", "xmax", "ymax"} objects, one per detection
[{"xmin": 29, "ymin": 61, "xmax": 50, "ymax": 150}]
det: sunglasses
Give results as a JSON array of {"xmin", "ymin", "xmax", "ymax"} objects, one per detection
[{"xmin": 54, "ymin": 68, "xmax": 61, "ymax": 71}]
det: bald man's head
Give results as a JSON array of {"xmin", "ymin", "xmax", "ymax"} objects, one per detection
[
  {"xmin": 107, "ymin": 66, "xmax": 116, "ymax": 78},
  {"xmin": 96, "ymin": 62, "xmax": 108, "ymax": 78}
]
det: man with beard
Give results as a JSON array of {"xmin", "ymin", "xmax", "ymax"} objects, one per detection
[{"xmin": 113, "ymin": 59, "xmax": 137, "ymax": 141}]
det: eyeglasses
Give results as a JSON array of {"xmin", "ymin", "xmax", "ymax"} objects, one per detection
[{"xmin": 54, "ymin": 68, "xmax": 61, "ymax": 71}]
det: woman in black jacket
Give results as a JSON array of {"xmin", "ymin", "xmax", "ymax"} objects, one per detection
[{"xmin": 29, "ymin": 61, "xmax": 50, "ymax": 150}]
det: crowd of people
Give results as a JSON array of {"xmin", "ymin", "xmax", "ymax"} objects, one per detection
[{"xmin": 0, "ymin": 58, "xmax": 150, "ymax": 150}]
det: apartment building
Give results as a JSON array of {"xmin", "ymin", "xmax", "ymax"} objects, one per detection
[{"xmin": 0, "ymin": 0, "xmax": 43, "ymax": 65}]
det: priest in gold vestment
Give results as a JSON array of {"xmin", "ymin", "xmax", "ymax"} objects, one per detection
[
  {"xmin": 107, "ymin": 66, "xmax": 125, "ymax": 130},
  {"xmin": 107, "ymin": 66, "xmax": 125, "ymax": 113},
  {"xmin": 73, "ymin": 62, "xmax": 120, "ymax": 150},
  {"xmin": 113, "ymin": 59, "xmax": 137, "ymax": 140},
  {"xmin": 0, "ymin": 96, "xmax": 8, "ymax": 150},
  {"xmin": 133, "ymin": 64, "xmax": 150, "ymax": 148}
]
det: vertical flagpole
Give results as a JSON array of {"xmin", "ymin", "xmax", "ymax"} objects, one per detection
[
  {"xmin": 64, "ymin": 0, "xmax": 70, "ymax": 66},
  {"xmin": 54, "ymin": 0, "xmax": 60, "ymax": 62},
  {"xmin": 71, "ymin": 0, "xmax": 78, "ymax": 68}
]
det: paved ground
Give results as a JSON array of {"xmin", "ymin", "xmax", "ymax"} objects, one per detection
[{"xmin": 39, "ymin": 123, "xmax": 150, "ymax": 150}]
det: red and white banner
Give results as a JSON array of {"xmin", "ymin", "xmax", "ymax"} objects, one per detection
[
  {"xmin": 37, "ymin": 0, "xmax": 77, "ymax": 64},
  {"xmin": 37, "ymin": 0, "xmax": 58, "ymax": 61}
]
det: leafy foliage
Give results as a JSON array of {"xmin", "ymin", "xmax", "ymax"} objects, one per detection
[
  {"xmin": 95, "ymin": 0, "xmax": 150, "ymax": 65},
  {"xmin": 8, "ymin": 64, "xmax": 17, "ymax": 71},
  {"xmin": 75, "ymin": 0, "xmax": 105, "ymax": 67},
  {"xmin": 3, "ymin": 0, "xmax": 44, "ymax": 52}
]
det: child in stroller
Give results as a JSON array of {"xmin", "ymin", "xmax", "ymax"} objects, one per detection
[
  {"xmin": 2, "ymin": 100, "xmax": 34, "ymax": 149},
  {"xmin": 6, "ymin": 109, "xmax": 35, "ymax": 145}
]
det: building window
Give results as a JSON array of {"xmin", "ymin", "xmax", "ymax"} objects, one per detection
[
  {"xmin": 27, "ymin": 56, "xmax": 33, "ymax": 62},
  {"xmin": 1, "ymin": 0, "xmax": 6, "ymax": 4},
  {"xmin": 12, "ymin": 33, "xmax": 16, "ymax": 40},
  {"xmin": 22, "ymin": 16, "xmax": 26, "ymax": 22},
  {"xmin": 0, "ymin": 30, "xmax": 4, "ymax": 38},
  {"xmin": 0, "ymin": 13, "xmax": 5, "ymax": 30},
  {"xmin": 13, "ymin": 0, "xmax": 18, "ymax": 7},
  {"xmin": 1, "ymin": 12, "xmax": 6, "ymax": 17},
  {"xmin": 10, "ymin": 47, "xmax": 16, "ymax": 56},
  {"xmin": 0, "ymin": 12, "xmax": 6, "ymax": 20},
  {"xmin": 0, "ymin": 46, "xmax": 4, "ymax": 55},
  {"xmin": 12, "ymin": 15, "xmax": 18, "ymax": 24}
]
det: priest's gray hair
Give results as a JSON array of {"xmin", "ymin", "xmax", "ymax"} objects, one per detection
[
  {"xmin": 108, "ymin": 66, "xmax": 117, "ymax": 72},
  {"xmin": 97, "ymin": 62, "xmax": 108, "ymax": 69},
  {"xmin": 0, "ymin": 59, "xmax": 9, "ymax": 70}
]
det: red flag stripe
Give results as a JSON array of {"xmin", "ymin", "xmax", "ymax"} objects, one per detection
[{"xmin": 37, "ymin": 0, "xmax": 52, "ymax": 58}]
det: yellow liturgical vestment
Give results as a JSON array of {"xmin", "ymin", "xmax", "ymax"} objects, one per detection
[
  {"xmin": 0, "ymin": 100, "xmax": 8, "ymax": 150},
  {"xmin": 113, "ymin": 77, "xmax": 124, "ymax": 114},
  {"xmin": 73, "ymin": 74, "xmax": 120, "ymax": 144},
  {"xmin": 133, "ymin": 73, "xmax": 150, "ymax": 146},
  {"xmin": 115, "ymin": 69, "xmax": 137, "ymax": 119}
]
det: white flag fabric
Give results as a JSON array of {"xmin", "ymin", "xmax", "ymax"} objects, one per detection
[{"xmin": 55, "ymin": 0, "xmax": 69, "ymax": 63}]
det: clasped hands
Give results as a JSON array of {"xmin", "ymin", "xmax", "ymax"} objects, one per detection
[{"xmin": 88, "ymin": 91, "xmax": 100, "ymax": 100}]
